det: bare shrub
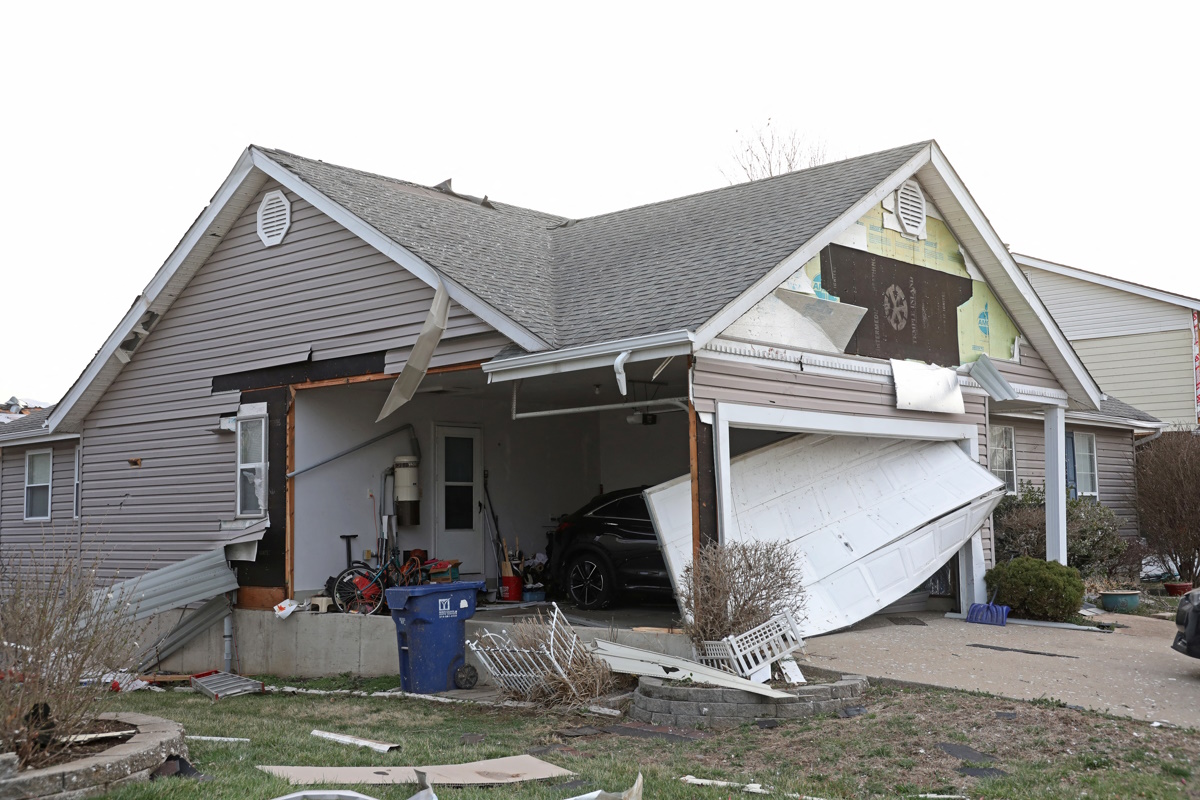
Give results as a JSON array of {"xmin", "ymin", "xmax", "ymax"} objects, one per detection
[
  {"xmin": 681, "ymin": 541, "xmax": 806, "ymax": 647},
  {"xmin": 0, "ymin": 541, "xmax": 143, "ymax": 768},
  {"xmin": 993, "ymin": 482, "xmax": 1126, "ymax": 578},
  {"xmin": 1136, "ymin": 430, "xmax": 1200, "ymax": 585}
]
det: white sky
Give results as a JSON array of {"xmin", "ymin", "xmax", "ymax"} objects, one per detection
[{"xmin": 2, "ymin": 2, "xmax": 1197, "ymax": 403}]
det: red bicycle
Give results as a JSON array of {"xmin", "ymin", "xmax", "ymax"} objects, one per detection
[{"xmin": 331, "ymin": 549, "xmax": 423, "ymax": 614}]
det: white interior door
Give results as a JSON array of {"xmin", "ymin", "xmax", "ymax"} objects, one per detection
[{"xmin": 434, "ymin": 426, "xmax": 484, "ymax": 573}]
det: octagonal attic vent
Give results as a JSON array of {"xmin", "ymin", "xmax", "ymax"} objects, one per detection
[
  {"xmin": 895, "ymin": 179, "xmax": 926, "ymax": 238},
  {"xmin": 256, "ymin": 190, "xmax": 291, "ymax": 247}
]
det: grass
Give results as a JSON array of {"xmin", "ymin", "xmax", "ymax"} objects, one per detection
[{"xmin": 90, "ymin": 680, "xmax": 1199, "ymax": 800}]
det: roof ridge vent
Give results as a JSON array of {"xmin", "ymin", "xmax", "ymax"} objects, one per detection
[
  {"xmin": 895, "ymin": 179, "xmax": 926, "ymax": 239},
  {"xmin": 256, "ymin": 190, "xmax": 291, "ymax": 247}
]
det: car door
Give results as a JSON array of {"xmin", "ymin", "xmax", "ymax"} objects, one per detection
[{"xmin": 594, "ymin": 495, "xmax": 667, "ymax": 589}]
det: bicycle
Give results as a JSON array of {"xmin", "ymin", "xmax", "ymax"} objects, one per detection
[{"xmin": 331, "ymin": 548, "xmax": 424, "ymax": 615}]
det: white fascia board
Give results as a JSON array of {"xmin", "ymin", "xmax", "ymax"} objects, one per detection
[
  {"xmin": 0, "ymin": 432, "xmax": 81, "ymax": 448},
  {"xmin": 990, "ymin": 408, "xmax": 1164, "ymax": 433},
  {"xmin": 1016, "ymin": 253, "xmax": 1200, "ymax": 313},
  {"xmin": 249, "ymin": 149, "xmax": 547, "ymax": 354},
  {"xmin": 482, "ymin": 329, "xmax": 694, "ymax": 383},
  {"xmin": 926, "ymin": 144, "xmax": 1104, "ymax": 410},
  {"xmin": 693, "ymin": 145, "xmax": 934, "ymax": 349},
  {"xmin": 48, "ymin": 151, "xmax": 263, "ymax": 434}
]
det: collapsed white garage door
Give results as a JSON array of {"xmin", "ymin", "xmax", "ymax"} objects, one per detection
[{"xmin": 645, "ymin": 434, "xmax": 1005, "ymax": 637}]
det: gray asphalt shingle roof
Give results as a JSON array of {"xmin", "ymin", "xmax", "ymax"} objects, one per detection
[
  {"xmin": 258, "ymin": 142, "xmax": 929, "ymax": 350},
  {"xmin": 0, "ymin": 405, "xmax": 54, "ymax": 442},
  {"xmin": 1097, "ymin": 396, "xmax": 1161, "ymax": 424}
]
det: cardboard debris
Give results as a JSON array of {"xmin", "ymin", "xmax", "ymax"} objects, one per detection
[
  {"xmin": 258, "ymin": 755, "xmax": 574, "ymax": 786},
  {"xmin": 563, "ymin": 772, "xmax": 643, "ymax": 800},
  {"xmin": 311, "ymin": 729, "xmax": 400, "ymax": 753}
]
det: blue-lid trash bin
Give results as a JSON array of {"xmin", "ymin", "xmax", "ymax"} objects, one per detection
[{"xmin": 385, "ymin": 581, "xmax": 485, "ymax": 694}]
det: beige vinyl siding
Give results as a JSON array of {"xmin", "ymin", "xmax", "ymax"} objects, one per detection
[
  {"xmin": 1000, "ymin": 416, "xmax": 1138, "ymax": 536},
  {"xmin": 76, "ymin": 181, "xmax": 503, "ymax": 579},
  {"xmin": 1025, "ymin": 267, "xmax": 1192, "ymax": 340},
  {"xmin": 0, "ymin": 442, "xmax": 82, "ymax": 557},
  {"xmin": 692, "ymin": 354, "xmax": 995, "ymax": 563},
  {"xmin": 1072, "ymin": 330, "xmax": 1196, "ymax": 427},
  {"xmin": 990, "ymin": 344, "xmax": 1064, "ymax": 391}
]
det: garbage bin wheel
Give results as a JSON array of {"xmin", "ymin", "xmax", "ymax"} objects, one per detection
[
  {"xmin": 566, "ymin": 553, "xmax": 614, "ymax": 610},
  {"xmin": 454, "ymin": 664, "xmax": 478, "ymax": 690}
]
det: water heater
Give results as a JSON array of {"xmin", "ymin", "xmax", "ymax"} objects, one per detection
[{"xmin": 393, "ymin": 455, "xmax": 420, "ymax": 526}]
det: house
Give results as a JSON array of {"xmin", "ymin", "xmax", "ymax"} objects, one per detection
[
  {"xmin": 0, "ymin": 141, "xmax": 1156, "ymax": 642},
  {"xmin": 0, "ymin": 397, "xmax": 49, "ymax": 425},
  {"xmin": 1017, "ymin": 254, "xmax": 1200, "ymax": 431}
]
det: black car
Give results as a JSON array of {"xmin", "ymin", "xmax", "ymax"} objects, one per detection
[
  {"xmin": 1173, "ymin": 587, "xmax": 1200, "ymax": 659},
  {"xmin": 547, "ymin": 487, "xmax": 672, "ymax": 609}
]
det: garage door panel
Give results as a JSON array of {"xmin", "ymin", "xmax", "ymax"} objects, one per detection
[{"xmin": 647, "ymin": 432, "xmax": 1004, "ymax": 637}]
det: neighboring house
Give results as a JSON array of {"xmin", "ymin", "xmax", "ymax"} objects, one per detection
[
  {"xmin": 0, "ymin": 141, "xmax": 1157, "ymax": 637},
  {"xmin": 1017, "ymin": 254, "xmax": 1200, "ymax": 430}
]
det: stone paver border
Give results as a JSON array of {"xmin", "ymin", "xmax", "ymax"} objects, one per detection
[
  {"xmin": 629, "ymin": 674, "xmax": 869, "ymax": 729},
  {"xmin": 0, "ymin": 712, "xmax": 186, "ymax": 799}
]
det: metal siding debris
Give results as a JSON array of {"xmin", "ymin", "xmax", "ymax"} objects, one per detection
[
  {"xmin": 966, "ymin": 354, "xmax": 1019, "ymax": 401},
  {"xmin": 890, "ymin": 359, "xmax": 965, "ymax": 414},
  {"xmin": 94, "ymin": 548, "xmax": 238, "ymax": 621},
  {"xmin": 190, "ymin": 670, "xmax": 265, "ymax": 700},
  {"xmin": 136, "ymin": 594, "xmax": 232, "ymax": 672},
  {"xmin": 310, "ymin": 730, "xmax": 400, "ymax": 753},
  {"xmin": 589, "ymin": 639, "xmax": 794, "ymax": 699}
]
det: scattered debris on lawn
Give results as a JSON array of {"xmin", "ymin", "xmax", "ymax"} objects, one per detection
[
  {"xmin": 756, "ymin": 719, "xmax": 779, "ymax": 729},
  {"xmin": 562, "ymin": 772, "xmax": 643, "ymax": 800},
  {"xmin": 190, "ymin": 670, "xmax": 265, "ymax": 700},
  {"xmin": 151, "ymin": 755, "xmax": 211, "ymax": 782},
  {"xmin": 693, "ymin": 610, "xmax": 806, "ymax": 684},
  {"xmin": 556, "ymin": 727, "xmax": 603, "ymax": 738},
  {"xmin": 679, "ymin": 774, "xmax": 833, "ymax": 799},
  {"xmin": 966, "ymin": 643, "xmax": 1078, "ymax": 659},
  {"xmin": 98, "ymin": 672, "xmax": 150, "ymax": 692},
  {"xmin": 469, "ymin": 603, "xmax": 620, "ymax": 708},
  {"xmin": 589, "ymin": 639, "xmax": 794, "ymax": 699},
  {"xmin": 936, "ymin": 742, "xmax": 995, "ymax": 762},
  {"xmin": 58, "ymin": 729, "xmax": 135, "ymax": 744},
  {"xmin": 460, "ymin": 733, "xmax": 485, "ymax": 745},
  {"xmin": 957, "ymin": 766, "xmax": 1009, "ymax": 778},
  {"xmin": 835, "ymin": 705, "xmax": 866, "ymax": 719},
  {"xmin": 258, "ymin": 754, "xmax": 574, "ymax": 786},
  {"xmin": 994, "ymin": 711, "xmax": 1017, "ymax": 720},
  {"xmin": 311, "ymin": 729, "xmax": 400, "ymax": 753},
  {"xmin": 585, "ymin": 704, "xmax": 624, "ymax": 717},
  {"xmin": 187, "ymin": 735, "xmax": 250, "ymax": 743},
  {"xmin": 600, "ymin": 722, "xmax": 704, "ymax": 743}
]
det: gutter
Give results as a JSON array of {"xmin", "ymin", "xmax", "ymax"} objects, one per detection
[
  {"xmin": 482, "ymin": 329, "xmax": 695, "ymax": 384},
  {"xmin": 0, "ymin": 431, "xmax": 81, "ymax": 448}
]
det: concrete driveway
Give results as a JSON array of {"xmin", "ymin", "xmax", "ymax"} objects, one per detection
[{"xmin": 805, "ymin": 611, "xmax": 1200, "ymax": 728}]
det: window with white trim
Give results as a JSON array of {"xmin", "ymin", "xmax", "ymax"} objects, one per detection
[
  {"xmin": 73, "ymin": 445, "xmax": 81, "ymax": 520},
  {"xmin": 236, "ymin": 415, "xmax": 268, "ymax": 517},
  {"xmin": 25, "ymin": 449, "xmax": 52, "ymax": 521},
  {"xmin": 1072, "ymin": 432, "xmax": 1099, "ymax": 499},
  {"xmin": 988, "ymin": 425, "xmax": 1017, "ymax": 493}
]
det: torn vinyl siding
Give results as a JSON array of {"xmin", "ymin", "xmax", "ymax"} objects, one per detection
[
  {"xmin": 690, "ymin": 354, "xmax": 995, "ymax": 563},
  {"xmin": 384, "ymin": 331, "xmax": 512, "ymax": 374},
  {"xmin": 0, "ymin": 441, "xmax": 80, "ymax": 558},
  {"xmin": 77, "ymin": 181, "xmax": 501, "ymax": 581},
  {"xmin": 1002, "ymin": 417, "xmax": 1138, "ymax": 535},
  {"xmin": 989, "ymin": 344, "xmax": 1064, "ymax": 391},
  {"xmin": 1024, "ymin": 267, "xmax": 1193, "ymax": 341},
  {"xmin": 1072, "ymin": 330, "xmax": 1197, "ymax": 427}
]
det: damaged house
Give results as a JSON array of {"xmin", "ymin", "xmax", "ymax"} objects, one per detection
[{"xmin": 0, "ymin": 141, "xmax": 1160, "ymax": 657}]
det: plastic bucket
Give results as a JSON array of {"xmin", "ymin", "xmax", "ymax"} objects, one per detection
[{"xmin": 499, "ymin": 576, "xmax": 523, "ymax": 602}]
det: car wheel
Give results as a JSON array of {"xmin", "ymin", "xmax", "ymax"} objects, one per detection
[{"xmin": 566, "ymin": 554, "xmax": 614, "ymax": 610}]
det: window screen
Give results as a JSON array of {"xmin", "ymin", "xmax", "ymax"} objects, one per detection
[{"xmin": 988, "ymin": 426, "xmax": 1016, "ymax": 493}]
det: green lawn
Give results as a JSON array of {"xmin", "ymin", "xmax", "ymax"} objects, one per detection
[{"xmin": 95, "ymin": 679, "xmax": 1198, "ymax": 800}]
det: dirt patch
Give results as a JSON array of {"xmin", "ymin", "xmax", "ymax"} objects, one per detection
[{"xmin": 25, "ymin": 717, "xmax": 137, "ymax": 770}]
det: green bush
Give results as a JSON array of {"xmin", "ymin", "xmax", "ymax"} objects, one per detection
[
  {"xmin": 985, "ymin": 555, "xmax": 1084, "ymax": 622},
  {"xmin": 993, "ymin": 482, "xmax": 1126, "ymax": 578}
]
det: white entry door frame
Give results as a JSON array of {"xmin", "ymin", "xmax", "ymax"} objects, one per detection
[{"xmin": 434, "ymin": 425, "xmax": 485, "ymax": 574}]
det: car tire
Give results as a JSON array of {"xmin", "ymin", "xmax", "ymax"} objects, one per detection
[{"xmin": 566, "ymin": 553, "xmax": 614, "ymax": 610}]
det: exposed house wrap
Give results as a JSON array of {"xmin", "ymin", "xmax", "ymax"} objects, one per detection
[{"xmin": 646, "ymin": 434, "xmax": 1005, "ymax": 637}]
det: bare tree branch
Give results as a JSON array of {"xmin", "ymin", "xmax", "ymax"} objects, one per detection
[{"xmin": 723, "ymin": 119, "xmax": 829, "ymax": 183}]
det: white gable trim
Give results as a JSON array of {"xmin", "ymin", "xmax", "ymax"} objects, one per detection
[
  {"xmin": 1015, "ymin": 253, "xmax": 1200, "ymax": 312},
  {"xmin": 693, "ymin": 144, "xmax": 934, "ymax": 348},
  {"xmin": 249, "ymin": 149, "xmax": 547, "ymax": 354}
]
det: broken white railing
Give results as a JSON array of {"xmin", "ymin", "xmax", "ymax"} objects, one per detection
[
  {"xmin": 467, "ymin": 602, "xmax": 587, "ymax": 701},
  {"xmin": 693, "ymin": 609, "xmax": 805, "ymax": 682}
]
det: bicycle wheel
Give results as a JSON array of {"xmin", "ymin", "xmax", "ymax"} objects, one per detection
[{"xmin": 332, "ymin": 566, "xmax": 385, "ymax": 614}]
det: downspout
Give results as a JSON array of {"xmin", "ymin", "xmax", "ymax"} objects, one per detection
[{"xmin": 614, "ymin": 350, "xmax": 632, "ymax": 396}]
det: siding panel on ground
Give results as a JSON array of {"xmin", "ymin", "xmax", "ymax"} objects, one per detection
[
  {"xmin": 1072, "ymin": 331, "xmax": 1196, "ymax": 427},
  {"xmin": 692, "ymin": 354, "xmax": 995, "ymax": 563},
  {"xmin": 995, "ymin": 416, "xmax": 1138, "ymax": 536},
  {"xmin": 77, "ymin": 180, "xmax": 504, "ymax": 580}
]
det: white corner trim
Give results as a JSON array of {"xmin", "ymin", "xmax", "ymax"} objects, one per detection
[
  {"xmin": 482, "ymin": 329, "xmax": 694, "ymax": 383},
  {"xmin": 693, "ymin": 144, "xmax": 933, "ymax": 349},
  {"xmin": 1016, "ymin": 254, "xmax": 1200, "ymax": 313},
  {"xmin": 927, "ymin": 144, "xmax": 1103, "ymax": 410},
  {"xmin": 249, "ymin": 149, "xmax": 548, "ymax": 354}
]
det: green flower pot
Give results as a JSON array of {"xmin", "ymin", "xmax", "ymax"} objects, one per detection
[{"xmin": 1098, "ymin": 590, "xmax": 1141, "ymax": 613}]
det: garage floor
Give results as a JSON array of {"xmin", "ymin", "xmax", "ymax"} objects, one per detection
[{"xmin": 805, "ymin": 611, "xmax": 1200, "ymax": 728}]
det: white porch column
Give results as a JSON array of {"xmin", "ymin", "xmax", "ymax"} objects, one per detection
[
  {"xmin": 713, "ymin": 409, "xmax": 733, "ymax": 545},
  {"xmin": 958, "ymin": 531, "xmax": 987, "ymax": 609},
  {"xmin": 1044, "ymin": 405, "xmax": 1067, "ymax": 565}
]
